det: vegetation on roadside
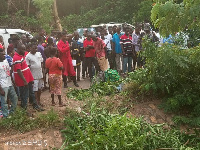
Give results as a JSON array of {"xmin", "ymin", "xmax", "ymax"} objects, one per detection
[
  {"xmin": 124, "ymin": 37, "xmax": 200, "ymax": 126},
  {"xmin": 0, "ymin": 108, "xmax": 60, "ymax": 133},
  {"xmin": 62, "ymin": 102, "xmax": 200, "ymax": 150},
  {"xmin": 67, "ymin": 81, "xmax": 121, "ymax": 101}
]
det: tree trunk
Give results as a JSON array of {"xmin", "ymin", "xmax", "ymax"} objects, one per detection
[
  {"xmin": 53, "ymin": 0, "xmax": 62, "ymax": 31},
  {"xmin": 7, "ymin": 0, "xmax": 12, "ymax": 13},
  {"xmin": 27, "ymin": 0, "xmax": 31, "ymax": 16}
]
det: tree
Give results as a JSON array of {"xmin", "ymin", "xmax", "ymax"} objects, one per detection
[
  {"xmin": 53, "ymin": 0, "xmax": 62, "ymax": 31},
  {"xmin": 134, "ymin": 0, "xmax": 153, "ymax": 23},
  {"xmin": 33, "ymin": 0, "xmax": 54, "ymax": 33},
  {"xmin": 151, "ymin": 0, "xmax": 200, "ymax": 36}
]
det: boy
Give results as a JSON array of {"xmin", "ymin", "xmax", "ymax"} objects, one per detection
[
  {"xmin": 120, "ymin": 27, "xmax": 133, "ymax": 74},
  {"xmin": 0, "ymin": 48, "xmax": 18, "ymax": 118},
  {"xmin": 83, "ymin": 33, "xmax": 100, "ymax": 80},
  {"xmin": 13, "ymin": 43, "xmax": 44, "ymax": 111},
  {"xmin": 26, "ymin": 42, "xmax": 44, "ymax": 106}
]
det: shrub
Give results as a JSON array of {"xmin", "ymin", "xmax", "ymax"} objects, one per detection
[
  {"xmin": 62, "ymin": 106, "xmax": 200, "ymax": 150},
  {"xmin": 127, "ymin": 39, "xmax": 200, "ymax": 117}
]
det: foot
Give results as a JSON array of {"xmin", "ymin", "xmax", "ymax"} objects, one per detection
[
  {"xmin": 82, "ymin": 76, "xmax": 86, "ymax": 79},
  {"xmin": 74, "ymin": 82, "xmax": 79, "ymax": 87},
  {"xmin": 59, "ymin": 103, "xmax": 66, "ymax": 107},
  {"xmin": 33, "ymin": 105, "xmax": 45, "ymax": 112},
  {"xmin": 64, "ymin": 83, "xmax": 68, "ymax": 88},
  {"xmin": 77, "ymin": 78, "xmax": 80, "ymax": 81},
  {"xmin": 51, "ymin": 103, "xmax": 56, "ymax": 106},
  {"xmin": 38, "ymin": 102, "xmax": 44, "ymax": 107}
]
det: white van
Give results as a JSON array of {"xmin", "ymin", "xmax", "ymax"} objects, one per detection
[{"xmin": 0, "ymin": 28, "xmax": 33, "ymax": 52}]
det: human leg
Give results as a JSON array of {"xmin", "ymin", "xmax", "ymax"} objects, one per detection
[
  {"xmin": 28, "ymin": 82, "xmax": 44, "ymax": 111},
  {"xmin": 77, "ymin": 65, "xmax": 81, "ymax": 81},
  {"xmin": 63, "ymin": 75, "xmax": 68, "ymax": 88},
  {"xmin": 115, "ymin": 54, "xmax": 121, "ymax": 72},
  {"xmin": 0, "ymin": 87, "xmax": 9, "ymax": 117},
  {"xmin": 128, "ymin": 56, "xmax": 133, "ymax": 73},
  {"xmin": 8, "ymin": 86, "xmax": 18, "ymax": 115},
  {"xmin": 19, "ymin": 85, "xmax": 29, "ymax": 109},
  {"xmin": 123, "ymin": 57, "xmax": 128, "ymax": 74},
  {"xmin": 51, "ymin": 94, "xmax": 55, "ymax": 106}
]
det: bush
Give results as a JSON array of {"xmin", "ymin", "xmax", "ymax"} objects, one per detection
[
  {"xmin": 62, "ymin": 106, "xmax": 200, "ymax": 150},
  {"xmin": 67, "ymin": 81, "xmax": 121, "ymax": 100},
  {"xmin": 127, "ymin": 39, "xmax": 200, "ymax": 117}
]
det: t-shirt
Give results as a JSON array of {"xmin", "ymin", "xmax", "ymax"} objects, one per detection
[
  {"xmin": 83, "ymin": 39, "xmax": 95, "ymax": 57},
  {"xmin": 0, "ymin": 59, "xmax": 12, "ymax": 88},
  {"xmin": 104, "ymin": 34, "xmax": 112, "ymax": 50},
  {"xmin": 93, "ymin": 38, "xmax": 106, "ymax": 59},
  {"xmin": 132, "ymin": 33, "xmax": 140, "ymax": 52},
  {"xmin": 25, "ymin": 52, "xmax": 43, "ymax": 79},
  {"xmin": 45, "ymin": 57, "xmax": 63, "ymax": 75},
  {"xmin": 120, "ymin": 34, "xmax": 133, "ymax": 57},
  {"xmin": 112, "ymin": 33, "xmax": 123, "ymax": 54},
  {"xmin": 13, "ymin": 52, "xmax": 34, "ymax": 87}
]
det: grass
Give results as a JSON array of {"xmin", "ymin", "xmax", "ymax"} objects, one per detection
[{"xmin": 0, "ymin": 108, "xmax": 61, "ymax": 133}]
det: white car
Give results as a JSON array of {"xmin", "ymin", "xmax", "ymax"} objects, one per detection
[{"xmin": 0, "ymin": 28, "xmax": 33, "ymax": 52}]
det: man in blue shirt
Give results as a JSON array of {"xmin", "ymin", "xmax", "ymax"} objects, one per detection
[{"xmin": 112, "ymin": 27, "xmax": 123, "ymax": 72}]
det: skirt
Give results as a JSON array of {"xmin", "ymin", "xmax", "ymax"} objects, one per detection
[
  {"xmin": 49, "ymin": 74, "xmax": 62, "ymax": 95},
  {"xmin": 97, "ymin": 57, "xmax": 109, "ymax": 71}
]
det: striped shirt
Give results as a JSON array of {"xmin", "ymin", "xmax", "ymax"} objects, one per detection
[{"xmin": 120, "ymin": 34, "xmax": 133, "ymax": 57}]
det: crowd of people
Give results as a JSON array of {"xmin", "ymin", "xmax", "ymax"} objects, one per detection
[{"xmin": 0, "ymin": 23, "xmax": 159, "ymax": 118}]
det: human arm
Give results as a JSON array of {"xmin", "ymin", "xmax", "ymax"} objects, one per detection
[
  {"xmin": 120, "ymin": 37, "xmax": 125, "ymax": 55},
  {"xmin": 0, "ymin": 85, "xmax": 5, "ymax": 96},
  {"xmin": 17, "ymin": 69, "xmax": 28, "ymax": 86},
  {"xmin": 57, "ymin": 41, "xmax": 70, "ymax": 53}
]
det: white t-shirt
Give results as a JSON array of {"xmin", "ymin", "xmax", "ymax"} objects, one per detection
[
  {"xmin": 25, "ymin": 52, "xmax": 43, "ymax": 80},
  {"xmin": 105, "ymin": 34, "xmax": 112, "ymax": 50},
  {"xmin": 0, "ymin": 59, "xmax": 12, "ymax": 88}
]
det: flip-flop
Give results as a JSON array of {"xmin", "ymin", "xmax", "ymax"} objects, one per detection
[{"xmin": 51, "ymin": 103, "xmax": 56, "ymax": 106}]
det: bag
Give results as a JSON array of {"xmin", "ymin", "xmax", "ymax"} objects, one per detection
[
  {"xmin": 105, "ymin": 69, "xmax": 120, "ymax": 82},
  {"xmin": 71, "ymin": 49, "xmax": 79, "ymax": 57}
]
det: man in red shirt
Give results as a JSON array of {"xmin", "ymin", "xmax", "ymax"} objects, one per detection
[
  {"xmin": 13, "ymin": 43, "xmax": 44, "ymax": 111},
  {"xmin": 120, "ymin": 27, "xmax": 134, "ymax": 74},
  {"xmin": 57, "ymin": 31, "xmax": 79, "ymax": 88},
  {"xmin": 83, "ymin": 33, "xmax": 100, "ymax": 81}
]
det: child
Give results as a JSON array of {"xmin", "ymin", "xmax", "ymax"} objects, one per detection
[
  {"xmin": 45, "ymin": 46, "xmax": 65, "ymax": 107},
  {"xmin": 25, "ymin": 42, "xmax": 44, "ymax": 106}
]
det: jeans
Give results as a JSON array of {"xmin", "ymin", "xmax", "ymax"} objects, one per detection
[
  {"xmin": 85, "ymin": 57, "xmax": 100, "ymax": 79},
  {"xmin": 107, "ymin": 51, "xmax": 115, "ymax": 69},
  {"xmin": 19, "ymin": 82, "xmax": 38, "ymax": 109},
  {"xmin": 123, "ymin": 56, "xmax": 133, "ymax": 73},
  {"xmin": 0, "ymin": 86, "xmax": 18, "ymax": 118},
  {"xmin": 115, "ymin": 53, "xmax": 123, "ymax": 72}
]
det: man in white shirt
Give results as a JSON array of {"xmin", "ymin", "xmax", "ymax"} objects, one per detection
[
  {"xmin": 25, "ymin": 43, "xmax": 44, "ymax": 106},
  {"xmin": 0, "ymin": 49, "xmax": 18, "ymax": 118}
]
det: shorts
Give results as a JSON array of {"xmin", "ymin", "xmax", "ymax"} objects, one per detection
[{"xmin": 33, "ymin": 79, "xmax": 44, "ymax": 92}]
